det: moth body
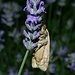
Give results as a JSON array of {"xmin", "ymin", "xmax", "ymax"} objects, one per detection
[{"xmin": 32, "ymin": 25, "xmax": 50, "ymax": 71}]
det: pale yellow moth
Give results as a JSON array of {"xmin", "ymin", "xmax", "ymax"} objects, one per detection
[{"xmin": 32, "ymin": 25, "xmax": 50, "ymax": 71}]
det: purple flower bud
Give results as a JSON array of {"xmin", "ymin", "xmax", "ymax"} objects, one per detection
[
  {"xmin": 64, "ymin": 57, "xmax": 69, "ymax": 62},
  {"xmin": 36, "ymin": 1, "xmax": 46, "ymax": 14},
  {"xmin": 0, "ymin": 30, "xmax": 4, "ymax": 36},
  {"xmin": 1, "ymin": 18, "xmax": 14, "ymax": 27},
  {"xmin": 23, "ymin": 0, "xmax": 45, "ymax": 50},
  {"xmin": 65, "ymin": 52, "xmax": 75, "ymax": 71},
  {"xmin": 56, "ymin": 46, "xmax": 68, "ymax": 56},
  {"xmin": 8, "ymin": 28, "xmax": 21, "ymax": 43},
  {"xmin": 23, "ymin": 30, "xmax": 30, "ymax": 39},
  {"xmin": 8, "ymin": 68, "xmax": 14, "ymax": 75},
  {"xmin": 48, "ymin": 63, "xmax": 56, "ymax": 73},
  {"xmin": 23, "ymin": 38, "xmax": 37, "ymax": 50},
  {"xmin": 24, "ymin": 0, "xmax": 45, "ymax": 15},
  {"xmin": 30, "ymin": 0, "xmax": 40, "ymax": 6},
  {"xmin": 69, "ymin": 63, "xmax": 75, "ymax": 71},
  {"xmin": 33, "ymin": 24, "xmax": 41, "ymax": 30},
  {"xmin": 24, "ymin": 69, "xmax": 32, "ymax": 75},
  {"xmin": 1, "ymin": 2, "xmax": 22, "ymax": 26},
  {"xmin": 0, "ymin": 30, "xmax": 5, "ymax": 42},
  {"xmin": 68, "ymin": 52, "xmax": 75, "ymax": 63},
  {"xmin": 26, "ymin": 15, "xmax": 42, "ymax": 24},
  {"xmin": 32, "ymin": 31, "xmax": 40, "ymax": 40},
  {"xmin": 25, "ymin": 22, "xmax": 41, "ymax": 31},
  {"xmin": 8, "ymin": 68, "xmax": 18, "ymax": 75},
  {"xmin": 1, "ymin": 14, "xmax": 13, "ymax": 18}
]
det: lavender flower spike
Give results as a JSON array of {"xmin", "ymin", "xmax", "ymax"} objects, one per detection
[{"xmin": 23, "ymin": 0, "xmax": 45, "ymax": 50}]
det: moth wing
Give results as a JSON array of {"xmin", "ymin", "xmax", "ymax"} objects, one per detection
[
  {"xmin": 35, "ymin": 44, "xmax": 44, "ymax": 62},
  {"xmin": 37, "ymin": 29, "xmax": 50, "ymax": 71},
  {"xmin": 32, "ymin": 56, "xmax": 38, "ymax": 68},
  {"xmin": 32, "ymin": 43, "xmax": 44, "ymax": 68}
]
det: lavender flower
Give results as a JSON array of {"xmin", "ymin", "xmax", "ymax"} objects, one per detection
[
  {"xmin": 68, "ymin": 53, "xmax": 75, "ymax": 63},
  {"xmin": 48, "ymin": 63, "xmax": 56, "ymax": 73},
  {"xmin": 24, "ymin": 69, "xmax": 32, "ymax": 75},
  {"xmin": 0, "ymin": 30, "xmax": 5, "ymax": 52},
  {"xmin": 69, "ymin": 63, "xmax": 75, "ymax": 71},
  {"xmin": 8, "ymin": 28, "xmax": 21, "ymax": 43},
  {"xmin": 8, "ymin": 68, "xmax": 18, "ymax": 75},
  {"xmin": 11, "ymin": 2, "xmax": 22, "ymax": 18},
  {"xmin": 0, "ymin": 30, "xmax": 5, "ymax": 42},
  {"xmin": 24, "ymin": 0, "xmax": 45, "ymax": 15},
  {"xmin": 56, "ymin": 46, "xmax": 68, "ymax": 56},
  {"xmin": 1, "ymin": 2, "xmax": 22, "ymax": 27},
  {"xmin": 64, "ymin": 53, "xmax": 75, "ymax": 71},
  {"xmin": 64, "ymin": 57, "xmax": 69, "ymax": 62},
  {"xmin": 1, "ymin": 2, "xmax": 14, "ymax": 27},
  {"xmin": 23, "ymin": 0, "xmax": 45, "ymax": 50}
]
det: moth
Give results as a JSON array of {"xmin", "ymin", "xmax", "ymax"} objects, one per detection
[{"xmin": 32, "ymin": 25, "xmax": 50, "ymax": 71}]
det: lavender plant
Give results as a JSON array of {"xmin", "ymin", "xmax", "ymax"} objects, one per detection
[
  {"xmin": 1, "ymin": 2, "xmax": 22, "ymax": 27},
  {"xmin": 8, "ymin": 68, "xmax": 18, "ymax": 75},
  {"xmin": 0, "ymin": 30, "xmax": 5, "ymax": 42},
  {"xmin": 48, "ymin": 63, "xmax": 56, "ymax": 73},
  {"xmin": 8, "ymin": 28, "xmax": 21, "ymax": 43},
  {"xmin": 23, "ymin": 0, "xmax": 45, "ymax": 50},
  {"xmin": 8, "ymin": 68, "xmax": 32, "ymax": 75},
  {"xmin": 0, "ymin": 30, "xmax": 5, "ymax": 52},
  {"xmin": 24, "ymin": 69, "xmax": 32, "ymax": 75},
  {"xmin": 18, "ymin": 0, "xmax": 45, "ymax": 75},
  {"xmin": 0, "ymin": 0, "xmax": 75, "ymax": 75},
  {"xmin": 56, "ymin": 46, "xmax": 68, "ymax": 56},
  {"xmin": 65, "ymin": 52, "xmax": 75, "ymax": 71},
  {"xmin": 1, "ymin": 2, "xmax": 15, "ymax": 27}
]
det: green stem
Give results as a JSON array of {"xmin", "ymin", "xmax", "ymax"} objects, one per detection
[{"xmin": 18, "ymin": 50, "xmax": 29, "ymax": 75}]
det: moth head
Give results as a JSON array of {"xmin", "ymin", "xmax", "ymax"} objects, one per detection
[
  {"xmin": 40, "ymin": 25, "xmax": 46, "ymax": 35},
  {"xmin": 42, "ymin": 25, "xmax": 46, "ymax": 30}
]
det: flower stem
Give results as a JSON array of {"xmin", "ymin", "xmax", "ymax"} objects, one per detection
[{"xmin": 18, "ymin": 50, "xmax": 29, "ymax": 75}]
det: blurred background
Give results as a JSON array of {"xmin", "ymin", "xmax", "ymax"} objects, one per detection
[{"xmin": 0, "ymin": 0, "xmax": 75, "ymax": 75}]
